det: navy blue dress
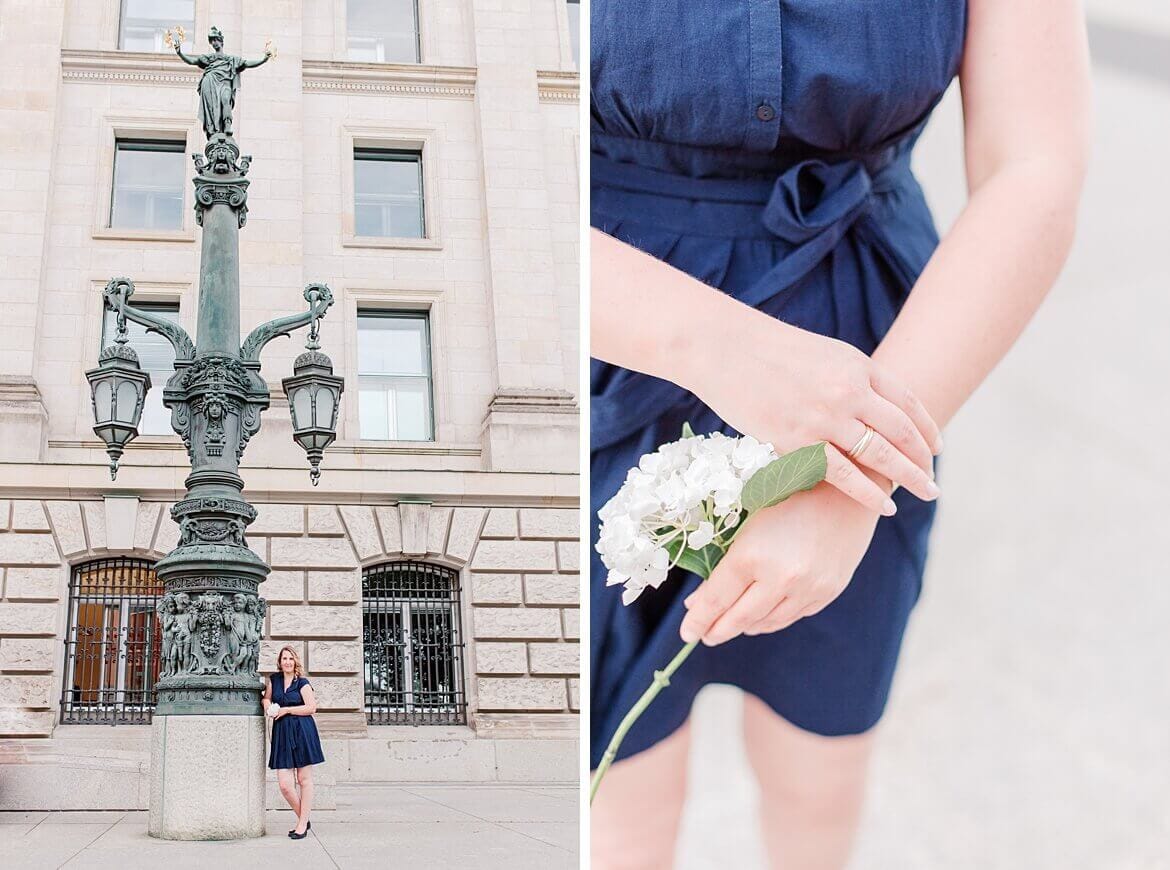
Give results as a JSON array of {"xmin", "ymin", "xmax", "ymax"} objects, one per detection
[
  {"xmin": 268, "ymin": 673, "xmax": 326, "ymax": 770},
  {"xmin": 590, "ymin": 1, "xmax": 967, "ymax": 769}
]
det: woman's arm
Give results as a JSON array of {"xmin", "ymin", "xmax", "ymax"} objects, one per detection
[
  {"xmin": 275, "ymin": 682, "xmax": 318, "ymax": 717},
  {"xmin": 260, "ymin": 674, "xmax": 271, "ymax": 714},
  {"xmin": 871, "ymin": 0, "xmax": 1091, "ymax": 425},
  {"xmin": 679, "ymin": 0, "xmax": 1091, "ymax": 646},
  {"xmin": 285, "ymin": 687, "xmax": 318, "ymax": 715},
  {"xmin": 591, "ymin": 230, "xmax": 942, "ymax": 516}
]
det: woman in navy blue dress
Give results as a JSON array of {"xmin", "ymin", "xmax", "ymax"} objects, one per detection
[
  {"xmin": 590, "ymin": 1, "xmax": 1089, "ymax": 866},
  {"xmin": 264, "ymin": 645, "xmax": 325, "ymax": 839}
]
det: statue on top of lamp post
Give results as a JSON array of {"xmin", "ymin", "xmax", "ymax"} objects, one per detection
[
  {"xmin": 84, "ymin": 25, "xmax": 343, "ymax": 841},
  {"xmin": 170, "ymin": 25, "xmax": 275, "ymax": 138}
]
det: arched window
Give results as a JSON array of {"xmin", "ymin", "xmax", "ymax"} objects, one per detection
[
  {"xmin": 362, "ymin": 561, "xmax": 467, "ymax": 725},
  {"xmin": 60, "ymin": 558, "xmax": 163, "ymax": 724}
]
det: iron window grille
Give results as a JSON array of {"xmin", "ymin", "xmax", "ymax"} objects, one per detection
[
  {"xmin": 363, "ymin": 561, "xmax": 467, "ymax": 725},
  {"xmin": 60, "ymin": 558, "xmax": 163, "ymax": 725}
]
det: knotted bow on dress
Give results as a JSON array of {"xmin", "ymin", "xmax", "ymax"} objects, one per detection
[{"xmin": 590, "ymin": 143, "xmax": 920, "ymax": 453}]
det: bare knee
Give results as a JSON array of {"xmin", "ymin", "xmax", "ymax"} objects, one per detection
[
  {"xmin": 742, "ymin": 696, "xmax": 874, "ymax": 822},
  {"xmin": 591, "ymin": 721, "xmax": 692, "ymax": 870}
]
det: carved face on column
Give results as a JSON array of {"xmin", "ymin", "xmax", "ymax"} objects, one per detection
[
  {"xmin": 175, "ymin": 592, "xmax": 191, "ymax": 613},
  {"xmin": 232, "ymin": 593, "xmax": 247, "ymax": 612}
]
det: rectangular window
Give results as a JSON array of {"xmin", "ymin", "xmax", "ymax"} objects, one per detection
[
  {"xmin": 102, "ymin": 301, "xmax": 180, "ymax": 436},
  {"xmin": 119, "ymin": 0, "xmax": 194, "ymax": 52},
  {"xmin": 357, "ymin": 311, "xmax": 434, "ymax": 441},
  {"xmin": 111, "ymin": 139, "xmax": 186, "ymax": 231},
  {"xmin": 354, "ymin": 148, "xmax": 425, "ymax": 239},
  {"xmin": 347, "ymin": 0, "xmax": 420, "ymax": 63},
  {"xmin": 567, "ymin": 0, "xmax": 580, "ymax": 67}
]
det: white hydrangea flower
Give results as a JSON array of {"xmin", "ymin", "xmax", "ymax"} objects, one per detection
[{"xmin": 596, "ymin": 431, "xmax": 779, "ymax": 605}]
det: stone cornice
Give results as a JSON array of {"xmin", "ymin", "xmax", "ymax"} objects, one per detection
[
  {"xmin": 60, "ymin": 49, "xmax": 200, "ymax": 87},
  {"xmin": 0, "ymin": 376, "xmax": 46, "ymax": 403},
  {"xmin": 59, "ymin": 50, "xmax": 478, "ymax": 99},
  {"xmin": 0, "ymin": 461, "xmax": 578, "ymax": 505},
  {"xmin": 302, "ymin": 59, "xmax": 477, "ymax": 98},
  {"xmin": 486, "ymin": 388, "xmax": 579, "ymax": 417},
  {"xmin": 536, "ymin": 70, "xmax": 580, "ymax": 104},
  {"xmin": 60, "ymin": 51, "xmax": 574, "ymax": 104}
]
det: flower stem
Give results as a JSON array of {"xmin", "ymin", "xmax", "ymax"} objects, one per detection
[{"xmin": 589, "ymin": 639, "xmax": 700, "ymax": 804}]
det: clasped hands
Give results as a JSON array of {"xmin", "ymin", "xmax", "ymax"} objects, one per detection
[{"xmin": 677, "ymin": 312, "xmax": 942, "ymax": 646}]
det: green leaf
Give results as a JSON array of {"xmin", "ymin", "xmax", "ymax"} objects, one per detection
[
  {"xmin": 663, "ymin": 536, "xmax": 726, "ymax": 580},
  {"xmin": 681, "ymin": 421, "xmax": 696, "ymax": 439},
  {"xmin": 740, "ymin": 442, "xmax": 827, "ymax": 514}
]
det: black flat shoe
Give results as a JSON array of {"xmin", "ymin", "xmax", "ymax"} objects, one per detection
[
  {"xmin": 289, "ymin": 829, "xmax": 308, "ymax": 840},
  {"xmin": 288, "ymin": 820, "xmax": 311, "ymax": 837}
]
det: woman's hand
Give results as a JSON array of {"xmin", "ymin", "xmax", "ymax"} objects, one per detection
[
  {"xmin": 678, "ymin": 478, "xmax": 881, "ymax": 645},
  {"xmin": 273, "ymin": 707, "xmax": 288, "ymax": 720},
  {"xmin": 683, "ymin": 304, "xmax": 942, "ymax": 517},
  {"xmin": 591, "ymin": 230, "xmax": 942, "ymax": 516}
]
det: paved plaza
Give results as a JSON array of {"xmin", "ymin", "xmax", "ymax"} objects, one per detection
[
  {"xmin": 677, "ymin": 9, "xmax": 1170, "ymax": 870},
  {"xmin": 0, "ymin": 784, "xmax": 579, "ymax": 869}
]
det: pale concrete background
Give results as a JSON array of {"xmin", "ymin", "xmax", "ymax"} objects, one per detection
[
  {"xmin": 677, "ymin": 7, "xmax": 1170, "ymax": 870},
  {"xmin": 0, "ymin": 783, "xmax": 577, "ymax": 869}
]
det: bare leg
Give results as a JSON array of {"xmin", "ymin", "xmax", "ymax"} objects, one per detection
[
  {"xmin": 591, "ymin": 719, "xmax": 692, "ymax": 870},
  {"xmin": 741, "ymin": 693, "xmax": 875, "ymax": 870},
  {"xmin": 294, "ymin": 767, "xmax": 313, "ymax": 834},
  {"xmin": 277, "ymin": 768, "xmax": 301, "ymax": 816}
]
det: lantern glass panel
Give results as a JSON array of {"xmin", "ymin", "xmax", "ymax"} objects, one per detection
[
  {"xmin": 94, "ymin": 380, "xmax": 114, "ymax": 423},
  {"xmin": 318, "ymin": 388, "xmax": 336, "ymax": 430},
  {"xmin": 115, "ymin": 380, "xmax": 140, "ymax": 424},
  {"xmin": 292, "ymin": 386, "xmax": 313, "ymax": 431}
]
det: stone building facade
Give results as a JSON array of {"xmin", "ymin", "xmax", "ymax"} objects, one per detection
[{"xmin": 0, "ymin": 0, "xmax": 580, "ymax": 808}]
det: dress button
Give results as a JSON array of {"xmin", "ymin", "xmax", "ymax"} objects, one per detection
[{"xmin": 755, "ymin": 103, "xmax": 776, "ymax": 122}]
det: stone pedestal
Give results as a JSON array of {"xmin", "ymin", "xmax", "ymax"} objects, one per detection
[{"xmin": 148, "ymin": 715, "xmax": 266, "ymax": 840}]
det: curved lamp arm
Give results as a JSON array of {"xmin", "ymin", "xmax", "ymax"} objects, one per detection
[
  {"xmin": 239, "ymin": 283, "xmax": 334, "ymax": 362},
  {"xmin": 103, "ymin": 278, "xmax": 195, "ymax": 360}
]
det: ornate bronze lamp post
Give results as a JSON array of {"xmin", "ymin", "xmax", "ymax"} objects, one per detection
[{"xmin": 84, "ymin": 26, "xmax": 341, "ymax": 840}]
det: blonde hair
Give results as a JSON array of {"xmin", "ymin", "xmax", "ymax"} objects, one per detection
[{"xmin": 274, "ymin": 645, "xmax": 306, "ymax": 679}]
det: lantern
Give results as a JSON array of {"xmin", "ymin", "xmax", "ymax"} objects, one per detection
[
  {"xmin": 86, "ymin": 343, "xmax": 151, "ymax": 479},
  {"xmin": 281, "ymin": 349, "xmax": 343, "ymax": 485}
]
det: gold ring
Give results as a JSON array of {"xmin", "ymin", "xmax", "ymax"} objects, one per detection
[{"xmin": 847, "ymin": 425, "xmax": 875, "ymax": 459}]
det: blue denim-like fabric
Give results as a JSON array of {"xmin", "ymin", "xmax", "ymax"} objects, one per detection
[{"xmin": 589, "ymin": 0, "xmax": 968, "ymax": 768}]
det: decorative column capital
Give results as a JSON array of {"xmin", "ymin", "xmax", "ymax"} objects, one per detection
[{"xmin": 193, "ymin": 134, "xmax": 252, "ymax": 228}]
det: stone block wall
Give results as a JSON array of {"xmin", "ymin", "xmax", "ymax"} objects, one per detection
[
  {"xmin": 469, "ymin": 507, "xmax": 580, "ymax": 715},
  {"xmin": 0, "ymin": 497, "xmax": 172, "ymax": 737},
  {"xmin": 0, "ymin": 497, "xmax": 580, "ymax": 738}
]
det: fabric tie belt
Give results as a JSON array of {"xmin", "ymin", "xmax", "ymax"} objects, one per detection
[{"xmin": 589, "ymin": 145, "xmax": 915, "ymax": 452}]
